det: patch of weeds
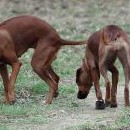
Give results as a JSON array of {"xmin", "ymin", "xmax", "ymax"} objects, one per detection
[
  {"xmin": 119, "ymin": 114, "xmax": 130, "ymax": 126},
  {"xmin": 59, "ymin": 84, "xmax": 76, "ymax": 94},
  {"xmin": 98, "ymin": 107, "xmax": 130, "ymax": 130},
  {"xmin": 52, "ymin": 46, "xmax": 84, "ymax": 78},
  {"xmin": 0, "ymin": 102, "xmax": 50, "ymax": 126},
  {"xmin": 64, "ymin": 122, "xmax": 98, "ymax": 130},
  {"xmin": 122, "ymin": 24, "xmax": 130, "ymax": 32},
  {"xmin": 72, "ymin": 34, "xmax": 86, "ymax": 41},
  {"xmin": 0, "ymin": 104, "xmax": 29, "ymax": 116},
  {"xmin": 52, "ymin": 56, "xmax": 75, "ymax": 78},
  {"xmin": 0, "ymin": 125, "xmax": 7, "ymax": 130},
  {"xmin": 27, "ymin": 115, "xmax": 50, "ymax": 124},
  {"xmin": 114, "ymin": 108, "xmax": 130, "ymax": 129},
  {"xmin": 30, "ymin": 82, "xmax": 48, "ymax": 94}
]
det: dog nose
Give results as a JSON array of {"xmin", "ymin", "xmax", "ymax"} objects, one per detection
[{"xmin": 77, "ymin": 91, "xmax": 88, "ymax": 99}]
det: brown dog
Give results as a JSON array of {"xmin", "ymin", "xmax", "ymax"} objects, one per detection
[
  {"xmin": 0, "ymin": 15, "xmax": 86, "ymax": 104},
  {"xmin": 76, "ymin": 25, "xmax": 130, "ymax": 109}
]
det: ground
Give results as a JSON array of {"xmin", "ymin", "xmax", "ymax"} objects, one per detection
[
  {"xmin": 1, "ymin": 87, "xmax": 128, "ymax": 130},
  {"xmin": 0, "ymin": 0, "xmax": 130, "ymax": 130}
]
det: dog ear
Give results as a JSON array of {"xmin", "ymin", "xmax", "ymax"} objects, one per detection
[{"xmin": 76, "ymin": 68, "xmax": 81, "ymax": 84}]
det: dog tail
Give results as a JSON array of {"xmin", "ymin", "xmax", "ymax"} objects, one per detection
[{"xmin": 60, "ymin": 38, "xmax": 87, "ymax": 45}]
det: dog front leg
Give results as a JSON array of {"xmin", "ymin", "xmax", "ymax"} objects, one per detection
[
  {"xmin": 8, "ymin": 61, "xmax": 22, "ymax": 104},
  {"xmin": 109, "ymin": 65, "xmax": 119, "ymax": 107},
  {"xmin": 91, "ymin": 68, "xmax": 105, "ymax": 109},
  {"xmin": 0, "ymin": 64, "xmax": 9, "ymax": 102},
  {"xmin": 99, "ymin": 48, "xmax": 111, "ymax": 107},
  {"xmin": 120, "ymin": 64, "xmax": 130, "ymax": 106},
  {"xmin": 100, "ymin": 62, "xmax": 111, "ymax": 105},
  {"xmin": 118, "ymin": 49, "xmax": 130, "ymax": 106}
]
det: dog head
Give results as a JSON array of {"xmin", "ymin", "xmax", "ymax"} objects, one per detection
[{"xmin": 76, "ymin": 64, "xmax": 92, "ymax": 99}]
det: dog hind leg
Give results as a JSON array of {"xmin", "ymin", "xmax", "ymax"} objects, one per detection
[
  {"xmin": 31, "ymin": 41, "xmax": 59, "ymax": 104},
  {"xmin": 2, "ymin": 49, "xmax": 21, "ymax": 104},
  {"xmin": 108, "ymin": 65, "xmax": 119, "ymax": 107}
]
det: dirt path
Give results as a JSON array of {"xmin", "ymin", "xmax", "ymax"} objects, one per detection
[
  {"xmin": 42, "ymin": 87, "xmax": 124, "ymax": 130},
  {"xmin": 6, "ymin": 86, "xmax": 125, "ymax": 130}
]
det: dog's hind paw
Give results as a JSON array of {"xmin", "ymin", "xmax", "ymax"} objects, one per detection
[
  {"xmin": 53, "ymin": 91, "xmax": 59, "ymax": 98},
  {"xmin": 105, "ymin": 100, "xmax": 111, "ymax": 107},
  {"xmin": 110, "ymin": 103, "xmax": 118, "ymax": 108}
]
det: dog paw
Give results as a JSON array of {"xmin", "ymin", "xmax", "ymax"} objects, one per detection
[
  {"xmin": 2, "ymin": 98, "xmax": 16, "ymax": 105},
  {"xmin": 110, "ymin": 103, "xmax": 118, "ymax": 108},
  {"xmin": 8, "ymin": 100, "xmax": 16, "ymax": 105},
  {"xmin": 3, "ymin": 100, "xmax": 16, "ymax": 105},
  {"xmin": 105, "ymin": 100, "xmax": 111, "ymax": 107},
  {"xmin": 95, "ymin": 99, "xmax": 106, "ymax": 110},
  {"xmin": 53, "ymin": 91, "xmax": 59, "ymax": 98}
]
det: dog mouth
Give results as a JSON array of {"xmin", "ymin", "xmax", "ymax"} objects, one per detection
[{"xmin": 77, "ymin": 91, "xmax": 89, "ymax": 99}]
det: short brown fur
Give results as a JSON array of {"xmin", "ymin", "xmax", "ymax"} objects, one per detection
[
  {"xmin": 0, "ymin": 15, "xmax": 86, "ymax": 104},
  {"xmin": 76, "ymin": 25, "xmax": 130, "ymax": 107}
]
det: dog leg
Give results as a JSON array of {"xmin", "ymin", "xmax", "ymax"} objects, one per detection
[
  {"xmin": 99, "ymin": 45, "xmax": 113, "ymax": 107},
  {"xmin": 124, "ymin": 72, "xmax": 130, "ymax": 106},
  {"xmin": 2, "ymin": 45, "xmax": 22, "ymax": 104},
  {"xmin": 109, "ymin": 65, "xmax": 119, "ymax": 107},
  {"xmin": 100, "ymin": 69, "xmax": 111, "ymax": 107},
  {"xmin": 48, "ymin": 66, "xmax": 59, "ymax": 97},
  {"xmin": 117, "ymin": 48, "xmax": 130, "ymax": 106},
  {"xmin": 91, "ymin": 68, "xmax": 105, "ymax": 109},
  {"xmin": 0, "ymin": 64, "xmax": 9, "ymax": 102},
  {"xmin": 31, "ymin": 42, "xmax": 59, "ymax": 104},
  {"xmin": 99, "ymin": 56, "xmax": 111, "ymax": 107},
  {"xmin": 124, "ymin": 72, "xmax": 130, "ymax": 107},
  {"xmin": 91, "ymin": 68, "xmax": 102, "ymax": 100},
  {"xmin": 122, "ymin": 65, "xmax": 130, "ymax": 106},
  {"xmin": 8, "ymin": 62, "xmax": 22, "ymax": 104}
]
